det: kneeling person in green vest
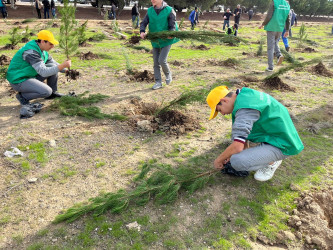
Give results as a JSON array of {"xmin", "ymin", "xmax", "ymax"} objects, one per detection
[
  {"xmin": 225, "ymin": 23, "xmax": 238, "ymax": 36},
  {"xmin": 207, "ymin": 86, "xmax": 304, "ymax": 181},
  {"xmin": 139, "ymin": 0, "xmax": 179, "ymax": 90},
  {"xmin": 6, "ymin": 30, "xmax": 71, "ymax": 105}
]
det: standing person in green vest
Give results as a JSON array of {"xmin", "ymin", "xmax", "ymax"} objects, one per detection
[
  {"xmin": 7, "ymin": 30, "xmax": 71, "ymax": 106},
  {"xmin": 259, "ymin": 0, "xmax": 290, "ymax": 72},
  {"xmin": 139, "ymin": 0, "xmax": 179, "ymax": 90},
  {"xmin": 206, "ymin": 86, "xmax": 304, "ymax": 181}
]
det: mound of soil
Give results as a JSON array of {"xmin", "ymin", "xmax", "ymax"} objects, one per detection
[
  {"xmin": 240, "ymin": 75, "xmax": 259, "ymax": 82},
  {"xmin": 126, "ymin": 99, "xmax": 200, "ymax": 135},
  {"xmin": 171, "ymin": 60, "xmax": 183, "ymax": 66},
  {"xmin": 128, "ymin": 35, "xmax": 140, "ymax": 45},
  {"xmin": 52, "ymin": 23, "xmax": 59, "ymax": 28},
  {"xmin": 0, "ymin": 54, "xmax": 11, "ymax": 66},
  {"xmin": 80, "ymin": 51, "xmax": 99, "ymax": 60},
  {"xmin": 303, "ymin": 47, "xmax": 316, "ymax": 53},
  {"xmin": 222, "ymin": 58, "xmax": 239, "ymax": 67},
  {"xmin": 288, "ymin": 189, "xmax": 333, "ymax": 250},
  {"xmin": 79, "ymin": 41, "xmax": 92, "ymax": 47},
  {"xmin": 21, "ymin": 37, "xmax": 29, "ymax": 43},
  {"xmin": 262, "ymin": 77, "xmax": 295, "ymax": 92},
  {"xmin": 1, "ymin": 44, "xmax": 19, "ymax": 50},
  {"xmin": 130, "ymin": 70, "xmax": 155, "ymax": 82},
  {"xmin": 66, "ymin": 69, "xmax": 80, "ymax": 80},
  {"xmin": 193, "ymin": 44, "xmax": 209, "ymax": 50},
  {"xmin": 13, "ymin": 21, "xmax": 20, "ymax": 25},
  {"xmin": 312, "ymin": 62, "xmax": 333, "ymax": 77}
]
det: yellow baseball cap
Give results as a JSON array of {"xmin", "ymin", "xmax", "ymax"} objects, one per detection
[
  {"xmin": 206, "ymin": 86, "xmax": 229, "ymax": 120},
  {"xmin": 37, "ymin": 30, "xmax": 59, "ymax": 45}
]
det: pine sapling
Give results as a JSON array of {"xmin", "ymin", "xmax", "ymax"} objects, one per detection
[
  {"xmin": 122, "ymin": 48, "xmax": 133, "ymax": 74},
  {"xmin": 59, "ymin": 0, "xmax": 79, "ymax": 80},
  {"xmin": 297, "ymin": 23, "xmax": 308, "ymax": 48},
  {"xmin": 256, "ymin": 37, "xmax": 265, "ymax": 56},
  {"xmin": 77, "ymin": 20, "xmax": 88, "ymax": 45},
  {"xmin": 8, "ymin": 27, "xmax": 22, "ymax": 49},
  {"xmin": 178, "ymin": 17, "xmax": 185, "ymax": 30},
  {"xmin": 21, "ymin": 26, "xmax": 31, "ymax": 43}
]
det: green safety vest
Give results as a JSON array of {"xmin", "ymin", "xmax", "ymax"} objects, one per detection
[
  {"xmin": 147, "ymin": 6, "xmax": 180, "ymax": 48},
  {"xmin": 264, "ymin": 0, "xmax": 290, "ymax": 32},
  {"xmin": 232, "ymin": 88, "xmax": 304, "ymax": 156},
  {"xmin": 225, "ymin": 26, "xmax": 236, "ymax": 35},
  {"xmin": 7, "ymin": 40, "xmax": 49, "ymax": 84}
]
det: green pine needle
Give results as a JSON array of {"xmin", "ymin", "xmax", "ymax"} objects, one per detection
[
  {"xmin": 54, "ymin": 161, "xmax": 219, "ymax": 223},
  {"xmin": 50, "ymin": 92, "xmax": 127, "ymax": 120}
]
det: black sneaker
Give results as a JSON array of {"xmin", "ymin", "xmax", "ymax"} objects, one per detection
[
  {"xmin": 221, "ymin": 162, "xmax": 249, "ymax": 177},
  {"xmin": 16, "ymin": 92, "xmax": 30, "ymax": 105},
  {"xmin": 45, "ymin": 92, "xmax": 65, "ymax": 100}
]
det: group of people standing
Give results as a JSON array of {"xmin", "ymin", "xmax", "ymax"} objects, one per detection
[
  {"xmin": 223, "ymin": 4, "xmax": 242, "ymax": 36},
  {"xmin": 35, "ymin": 0, "xmax": 56, "ymax": 19}
]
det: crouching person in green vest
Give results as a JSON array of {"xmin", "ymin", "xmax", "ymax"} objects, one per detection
[
  {"xmin": 225, "ymin": 23, "xmax": 238, "ymax": 36},
  {"xmin": 6, "ymin": 30, "xmax": 71, "ymax": 105},
  {"xmin": 139, "ymin": 0, "xmax": 179, "ymax": 90},
  {"xmin": 206, "ymin": 86, "xmax": 304, "ymax": 181}
]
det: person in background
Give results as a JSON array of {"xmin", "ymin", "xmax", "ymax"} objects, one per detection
[
  {"xmin": 206, "ymin": 86, "xmax": 304, "ymax": 181},
  {"xmin": 289, "ymin": 9, "xmax": 297, "ymax": 37},
  {"xmin": 131, "ymin": 3, "xmax": 139, "ymax": 28},
  {"xmin": 222, "ymin": 8, "xmax": 232, "ymax": 31},
  {"xmin": 42, "ymin": 0, "xmax": 50, "ymax": 19},
  {"xmin": 248, "ymin": 8, "xmax": 253, "ymax": 20},
  {"xmin": 234, "ymin": 4, "xmax": 242, "ymax": 25},
  {"xmin": 226, "ymin": 23, "xmax": 238, "ymax": 36},
  {"xmin": 140, "ymin": 0, "xmax": 179, "ymax": 90},
  {"xmin": 0, "ymin": 0, "xmax": 7, "ymax": 19},
  {"xmin": 189, "ymin": 6, "xmax": 198, "ymax": 30},
  {"xmin": 50, "ymin": 0, "xmax": 56, "ymax": 18},
  {"xmin": 259, "ymin": 0, "xmax": 291, "ymax": 71},
  {"xmin": 35, "ymin": 0, "xmax": 42, "ymax": 19},
  {"xmin": 110, "ymin": 3, "xmax": 116, "ymax": 20},
  {"xmin": 6, "ymin": 30, "xmax": 71, "ymax": 106}
]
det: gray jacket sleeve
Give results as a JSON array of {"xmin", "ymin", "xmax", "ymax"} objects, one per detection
[
  {"xmin": 231, "ymin": 108, "xmax": 261, "ymax": 143},
  {"xmin": 262, "ymin": 2, "xmax": 274, "ymax": 26},
  {"xmin": 23, "ymin": 49, "xmax": 59, "ymax": 78},
  {"xmin": 285, "ymin": 10, "xmax": 291, "ymax": 31}
]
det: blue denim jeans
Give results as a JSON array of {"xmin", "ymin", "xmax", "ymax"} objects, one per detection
[{"xmin": 223, "ymin": 20, "xmax": 229, "ymax": 30}]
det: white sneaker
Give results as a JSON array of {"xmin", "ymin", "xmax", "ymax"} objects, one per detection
[
  {"xmin": 277, "ymin": 55, "xmax": 284, "ymax": 66},
  {"xmin": 265, "ymin": 67, "xmax": 273, "ymax": 72},
  {"xmin": 165, "ymin": 73, "xmax": 172, "ymax": 85},
  {"xmin": 152, "ymin": 82, "xmax": 162, "ymax": 90},
  {"xmin": 254, "ymin": 160, "xmax": 282, "ymax": 182}
]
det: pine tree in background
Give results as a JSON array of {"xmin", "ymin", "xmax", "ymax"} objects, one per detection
[{"xmin": 59, "ymin": 0, "xmax": 78, "ymax": 60}]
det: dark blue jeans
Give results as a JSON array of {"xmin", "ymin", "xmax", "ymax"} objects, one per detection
[
  {"xmin": 223, "ymin": 20, "xmax": 229, "ymax": 30},
  {"xmin": 44, "ymin": 7, "xmax": 49, "ymax": 19},
  {"xmin": 0, "ymin": 6, "xmax": 7, "ymax": 18}
]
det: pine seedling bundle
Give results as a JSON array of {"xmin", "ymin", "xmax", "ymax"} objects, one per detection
[
  {"xmin": 59, "ymin": 0, "xmax": 78, "ymax": 60},
  {"xmin": 146, "ymin": 31, "xmax": 247, "ymax": 46},
  {"xmin": 54, "ymin": 160, "xmax": 219, "ymax": 223}
]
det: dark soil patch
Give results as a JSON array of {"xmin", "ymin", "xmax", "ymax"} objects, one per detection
[
  {"xmin": 242, "ymin": 52, "xmax": 249, "ymax": 55},
  {"xmin": 240, "ymin": 75, "xmax": 259, "ymax": 82},
  {"xmin": 79, "ymin": 41, "xmax": 92, "ymax": 47},
  {"xmin": 52, "ymin": 23, "xmax": 59, "ymax": 28},
  {"xmin": 171, "ymin": 60, "xmax": 183, "ymax": 66},
  {"xmin": 262, "ymin": 77, "xmax": 295, "ymax": 92},
  {"xmin": 13, "ymin": 21, "xmax": 21, "ymax": 25},
  {"xmin": 126, "ymin": 98, "xmax": 200, "ymax": 135},
  {"xmin": 312, "ymin": 62, "xmax": 333, "ymax": 77},
  {"xmin": 79, "ymin": 51, "xmax": 99, "ymax": 60},
  {"xmin": 21, "ymin": 37, "xmax": 29, "ymax": 43},
  {"xmin": 66, "ymin": 69, "xmax": 80, "ymax": 80},
  {"xmin": 303, "ymin": 47, "xmax": 316, "ymax": 53},
  {"xmin": 193, "ymin": 44, "xmax": 209, "ymax": 50},
  {"xmin": 0, "ymin": 55, "xmax": 11, "ymax": 66},
  {"xmin": 1, "ymin": 44, "xmax": 19, "ymax": 50},
  {"xmin": 289, "ymin": 188, "xmax": 333, "ymax": 250},
  {"xmin": 130, "ymin": 70, "xmax": 155, "ymax": 82},
  {"xmin": 128, "ymin": 35, "xmax": 140, "ymax": 45}
]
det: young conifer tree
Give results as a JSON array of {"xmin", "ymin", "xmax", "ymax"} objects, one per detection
[{"xmin": 59, "ymin": 0, "xmax": 78, "ymax": 60}]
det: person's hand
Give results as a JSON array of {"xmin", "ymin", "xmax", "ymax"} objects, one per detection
[
  {"xmin": 258, "ymin": 25, "xmax": 263, "ymax": 29},
  {"xmin": 214, "ymin": 158, "xmax": 224, "ymax": 169},
  {"xmin": 224, "ymin": 16, "xmax": 226, "ymax": 19},
  {"xmin": 58, "ymin": 59, "xmax": 71, "ymax": 71},
  {"xmin": 140, "ymin": 32, "xmax": 146, "ymax": 39},
  {"xmin": 283, "ymin": 31, "xmax": 289, "ymax": 38}
]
